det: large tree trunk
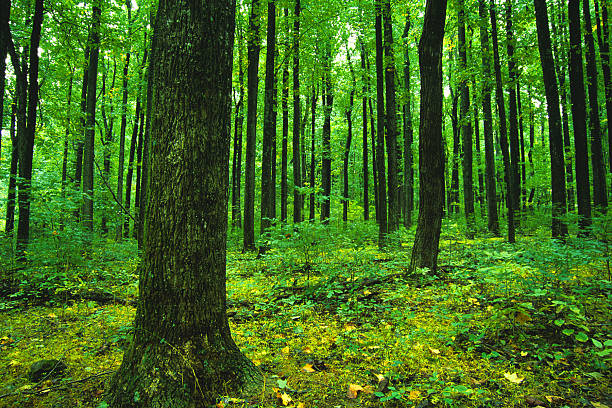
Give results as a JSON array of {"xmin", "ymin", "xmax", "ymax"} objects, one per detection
[
  {"xmin": 382, "ymin": 0, "xmax": 400, "ymax": 234},
  {"xmin": 261, "ymin": 0, "xmax": 276, "ymax": 237},
  {"xmin": 374, "ymin": 0, "xmax": 388, "ymax": 244},
  {"xmin": 15, "ymin": 0, "xmax": 43, "ymax": 260},
  {"xmin": 594, "ymin": 0, "xmax": 612, "ymax": 174},
  {"xmin": 459, "ymin": 0, "xmax": 474, "ymax": 236},
  {"xmin": 410, "ymin": 0, "xmax": 447, "ymax": 273},
  {"xmin": 490, "ymin": 0, "xmax": 515, "ymax": 243},
  {"xmin": 478, "ymin": 0, "xmax": 499, "ymax": 235},
  {"xmin": 106, "ymin": 1, "xmax": 262, "ymax": 405},
  {"xmin": 244, "ymin": 0, "xmax": 261, "ymax": 250},
  {"xmin": 568, "ymin": 0, "xmax": 592, "ymax": 229},
  {"xmin": 583, "ymin": 0, "xmax": 607, "ymax": 211},
  {"xmin": 402, "ymin": 11, "xmax": 414, "ymax": 228},
  {"xmin": 534, "ymin": 0, "xmax": 568, "ymax": 238}
]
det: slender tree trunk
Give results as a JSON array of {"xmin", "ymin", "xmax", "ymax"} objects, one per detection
[
  {"xmin": 506, "ymin": 0, "xmax": 521, "ymax": 226},
  {"xmin": 61, "ymin": 68, "xmax": 74, "ymax": 232},
  {"xmin": 361, "ymin": 39, "xmax": 379, "ymax": 222},
  {"xmin": 479, "ymin": 0, "xmax": 499, "ymax": 235},
  {"xmin": 568, "ymin": 0, "xmax": 592, "ymax": 229},
  {"xmin": 232, "ymin": 24, "xmax": 245, "ymax": 229},
  {"xmin": 459, "ymin": 0, "xmax": 474, "ymax": 235},
  {"xmin": 410, "ymin": 0, "xmax": 447, "ymax": 273},
  {"xmin": 5, "ymin": 102, "xmax": 17, "ymax": 235},
  {"xmin": 517, "ymin": 80, "xmax": 526, "ymax": 211},
  {"xmin": 534, "ymin": 0, "xmax": 567, "ymax": 238},
  {"xmin": 402, "ymin": 11, "xmax": 414, "ymax": 228},
  {"xmin": 134, "ymin": 99, "xmax": 145, "ymax": 239},
  {"xmin": 116, "ymin": 1, "xmax": 132, "ymax": 240},
  {"xmin": 343, "ymin": 45, "xmax": 355, "ymax": 223},
  {"xmin": 0, "ymin": 0, "xmax": 8, "ymax": 162},
  {"xmin": 74, "ymin": 38, "xmax": 90, "ymax": 222},
  {"xmin": 309, "ymin": 82, "xmax": 316, "ymax": 221},
  {"xmin": 292, "ymin": 0, "xmax": 302, "ymax": 223},
  {"xmin": 374, "ymin": 0, "xmax": 388, "ymax": 244},
  {"xmin": 124, "ymin": 87, "xmax": 141, "ymax": 238},
  {"xmin": 261, "ymin": 0, "xmax": 276, "ymax": 237},
  {"xmin": 583, "ymin": 0, "xmax": 607, "ymax": 211},
  {"xmin": 244, "ymin": 0, "xmax": 260, "ymax": 250},
  {"xmin": 474, "ymin": 80, "xmax": 485, "ymax": 212},
  {"xmin": 320, "ymin": 45, "xmax": 333, "ymax": 223},
  {"xmin": 450, "ymin": 91, "xmax": 460, "ymax": 214},
  {"xmin": 106, "ymin": 1, "xmax": 263, "ymax": 404},
  {"xmin": 100, "ymin": 58, "xmax": 116, "ymax": 235},
  {"xmin": 490, "ymin": 0, "xmax": 515, "ymax": 242}
]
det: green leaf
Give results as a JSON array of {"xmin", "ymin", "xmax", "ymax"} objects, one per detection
[
  {"xmin": 554, "ymin": 319, "xmax": 565, "ymax": 327},
  {"xmin": 592, "ymin": 338, "xmax": 603, "ymax": 348},
  {"xmin": 562, "ymin": 329, "xmax": 574, "ymax": 336},
  {"xmin": 575, "ymin": 332, "xmax": 589, "ymax": 342}
]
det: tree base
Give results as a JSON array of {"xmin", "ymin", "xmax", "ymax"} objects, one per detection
[{"xmin": 105, "ymin": 337, "xmax": 264, "ymax": 407}]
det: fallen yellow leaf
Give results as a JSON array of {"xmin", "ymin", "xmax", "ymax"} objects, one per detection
[
  {"xmin": 347, "ymin": 384, "xmax": 364, "ymax": 399},
  {"xmin": 591, "ymin": 402, "xmax": 610, "ymax": 408},
  {"xmin": 409, "ymin": 390, "xmax": 421, "ymax": 400},
  {"xmin": 281, "ymin": 346, "xmax": 290, "ymax": 354},
  {"xmin": 504, "ymin": 372, "xmax": 524, "ymax": 384},
  {"xmin": 428, "ymin": 347, "xmax": 441, "ymax": 355},
  {"xmin": 302, "ymin": 363, "xmax": 315, "ymax": 373}
]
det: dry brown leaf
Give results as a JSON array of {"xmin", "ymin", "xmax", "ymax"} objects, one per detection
[
  {"xmin": 515, "ymin": 311, "xmax": 531, "ymax": 324},
  {"xmin": 347, "ymin": 384, "xmax": 364, "ymax": 399}
]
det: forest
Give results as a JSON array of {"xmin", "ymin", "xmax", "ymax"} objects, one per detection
[{"xmin": 0, "ymin": 0, "xmax": 611, "ymax": 407}]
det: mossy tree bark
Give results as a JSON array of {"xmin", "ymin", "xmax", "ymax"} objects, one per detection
[{"xmin": 106, "ymin": 1, "xmax": 263, "ymax": 406}]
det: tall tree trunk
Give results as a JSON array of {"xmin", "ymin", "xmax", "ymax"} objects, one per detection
[
  {"xmin": 232, "ymin": 24, "xmax": 245, "ymax": 229},
  {"xmin": 5, "ymin": 101, "xmax": 17, "ymax": 235},
  {"xmin": 459, "ymin": 0, "xmax": 474, "ymax": 235},
  {"xmin": 281, "ymin": 8, "xmax": 289, "ymax": 223},
  {"xmin": 410, "ymin": 0, "xmax": 447, "ymax": 273},
  {"xmin": 116, "ymin": 0, "xmax": 132, "ymax": 240},
  {"xmin": 281, "ymin": 11, "xmax": 289, "ymax": 224},
  {"xmin": 0, "ymin": 0, "xmax": 8, "ymax": 161},
  {"xmin": 534, "ymin": 0, "xmax": 567, "ymax": 237},
  {"xmin": 594, "ymin": 0, "xmax": 612, "ymax": 174},
  {"xmin": 124, "ymin": 83, "xmax": 142, "ymax": 238},
  {"xmin": 82, "ymin": 2, "xmax": 101, "ymax": 237},
  {"xmin": 474, "ymin": 80, "xmax": 485, "ymax": 212},
  {"xmin": 320, "ymin": 45, "xmax": 333, "ymax": 223},
  {"xmin": 61, "ymin": 67, "xmax": 74, "ymax": 232},
  {"xmin": 583, "ymin": 0, "xmax": 607, "ymax": 211},
  {"xmin": 374, "ymin": 0, "xmax": 388, "ymax": 244},
  {"xmin": 292, "ymin": 0, "xmax": 302, "ymax": 223},
  {"xmin": 100, "ymin": 58, "xmax": 116, "ymax": 235},
  {"xmin": 568, "ymin": 0, "xmax": 592, "ymax": 229},
  {"xmin": 133, "ymin": 99, "xmax": 145, "ymax": 239},
  {"xmin": 261, "ymin": 0, "xmax": 276, "ymax": 236},
  {"xmin": 450, "ymin": 90, "xmax": 460, "ymax": 214},
  {"xmin": 402, "ymin": 11, "xmax": 414, "ymax": 228},
  {"xmin": 244, "ymin": 0, "xmax": 260, "ymax": 250},
  {"xmin": 506, "ymin": 0, "xmax": 521, "ymax": 226},
  {"xmin": 517, "ymin": 80, "xmax": 527, "ymax": 210},
  {"xmin": 14, "ymin": 0, "xmax": 43, "ymax": 260},
  {"xmin": 106, "ymin": 1, "xmax": 263, "ymax": 404},
  {"xmin": 74, "ymin": 37, "xmax": 90, "ymax": 222},
  {"xmin": 361, "ymin": 39, "xmax": 379, "ymax": 222},
  {"xmin": 490, "ymin": 0, "xmax": 515, "ymax": 242},
  {"xmin": 343, "ymin": 45, "xmax": 355, "ymax": 223},
  {"xmin": 479, "ymin": 0, "xmax": 499, "ymax": 235},
  {"xmin": 382, "ymin": 0, "xmax": 400, "ymax": 233},
  {"xmin": 309, "ymin": 82, "xmax": 316, "ymax": 221}
]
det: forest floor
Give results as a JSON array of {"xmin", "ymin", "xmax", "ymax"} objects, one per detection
[{"xmin": 0, "ymin": 219, "xmax": 611, "ymax": 408}]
